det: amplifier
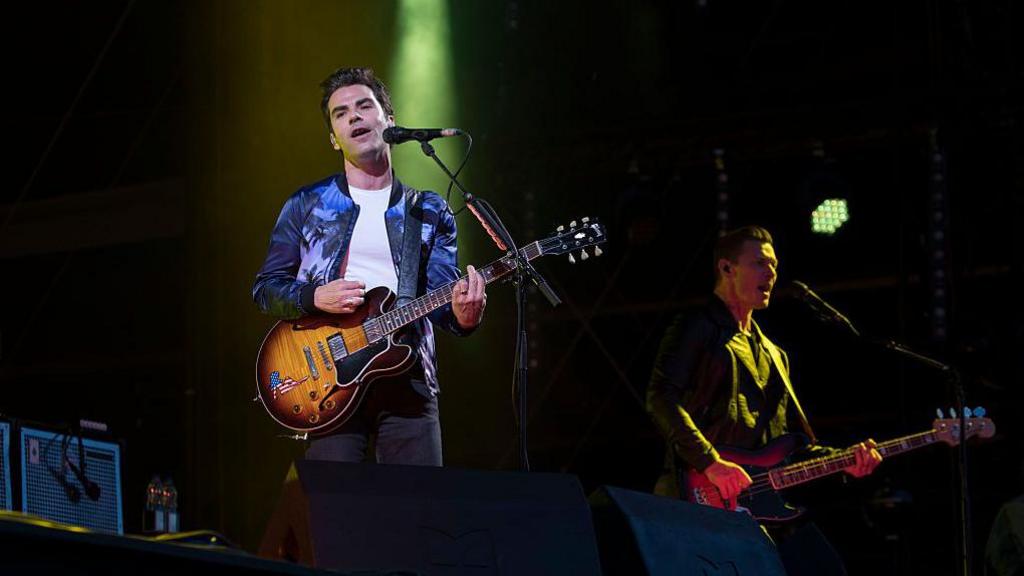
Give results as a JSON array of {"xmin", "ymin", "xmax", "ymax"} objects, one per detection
[
  {"xmin": 0, "ymin": 421, "xmax": 10, "ymax": 511},
  {"xmin": 19, "ymin": 426, "xmax": 123, "ymax": 534}
]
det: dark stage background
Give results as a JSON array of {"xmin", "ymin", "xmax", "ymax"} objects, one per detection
[{"xmin": 0, "ymin": 1, "xmax": 1021, "ymax": 573}]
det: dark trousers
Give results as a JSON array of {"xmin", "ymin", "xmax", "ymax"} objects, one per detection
[{"xmin": 305, "ymin": 376, "xmax": 442, "ymax": 466}]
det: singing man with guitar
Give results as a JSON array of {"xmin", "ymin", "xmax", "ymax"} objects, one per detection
[
  {"xmin": 646, "ymin": 225, "xmax": 881, "ymax": 575},
  {"xmin": 252, "ymin": 67, "xmax": 485, "ymax": 466}
]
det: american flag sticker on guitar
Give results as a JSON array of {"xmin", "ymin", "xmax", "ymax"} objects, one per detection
[{"xmin": 268, "ymin": 371, "xmax": 308, "ymax": 399}]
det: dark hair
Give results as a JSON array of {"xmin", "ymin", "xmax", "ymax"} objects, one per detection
[
  {"xmin": 319, "ymin": 67, "xmax": 394, "ymax": 132},
  {"xmin": 712, "ymin": 225, "xmax": 774, "ymax": 281}
]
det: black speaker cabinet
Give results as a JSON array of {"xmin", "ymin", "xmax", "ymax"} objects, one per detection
[
  {"xmin": 260, "ymin": 460, "xmax": 602, "ymax": 576},
  {"xmin": 589, "ymin": 485, "xmax": 787, "ymax": 576}
]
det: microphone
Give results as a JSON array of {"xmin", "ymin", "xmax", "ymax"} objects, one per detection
[
  {"xmin": 65, "ymin": 456, "xmax": 101, "ymax": 501},
  {"xmin": 783, "ymin": 280, "xmax": 860, "ymax": 336},
  {"xmin": 382, "ymin": 126, "xmax": 463, "ymax": 145},
  {"xmin": 67, "ymin": 434, "xmax": 100, "ymax": 501},
  {"xmin": 48, "ymin": 465, "xmax": 80, "ymax": 503}
]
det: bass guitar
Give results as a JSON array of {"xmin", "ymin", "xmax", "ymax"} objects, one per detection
[
  {"xmin": 684, "ymin": 411, "xmax": 994, "ymax": 523},
  {"xmin": 256, "ymin": 217, "xmax": 605, "ymax": 436}
]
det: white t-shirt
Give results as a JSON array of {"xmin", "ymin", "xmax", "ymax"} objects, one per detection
[{"xmin": 342, "ymin": 186, "xmax": 399, "ymax": 293}]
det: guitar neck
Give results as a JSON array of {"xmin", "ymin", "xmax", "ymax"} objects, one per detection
[
  {"xmin": 373, "ymin": 241, "xmax": 543, "ymax": 335},
  {"xmin": 770, "ymin": 430, "xmax": 939, "ymax": 490}
]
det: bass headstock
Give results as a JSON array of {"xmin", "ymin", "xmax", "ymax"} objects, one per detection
[{"xmin": 932, "ymin": 407, "xmax": 995, "ymax": 446}]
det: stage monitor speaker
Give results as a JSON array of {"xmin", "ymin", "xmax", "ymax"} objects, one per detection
[
  {"xmin": 0, "ymin": 421, "xmax": 10, "ymax": 511},
  {"xmin": 260, "ymin": 460, "xmax": 603, "ymax": 576},
  {"xmin": 19, "ymin": 426, "xmax": 123, "ymax": 534},
  {"xmin": 589, "ymin": 485, "xmax": 787, "ymax": 576}
]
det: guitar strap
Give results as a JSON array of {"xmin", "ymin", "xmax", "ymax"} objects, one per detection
[
  {"xmin": 762, "ymin": 337, "xmax": 818, "ymax": 445},
  {"xmin": 395, "ymin": 188, "xmax": 423, "ymax": 307}
]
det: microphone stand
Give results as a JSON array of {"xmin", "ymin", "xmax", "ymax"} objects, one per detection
[
  {"xmin": 873, "ymin": 339, "xmax": 972, "ymax": 576},
  {"xmin": 418, "ymin": 139, "xmax": 560, "ymax": 471},
  {"xmin": 818, "ymin": 310, "xmax": 974, "ymax": 576}
]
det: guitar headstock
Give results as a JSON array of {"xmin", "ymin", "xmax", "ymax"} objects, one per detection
[
  {"xmin": 538, "ymin": 217, "xmax": 606, "ymax": 263},
  {"xmin": 932, "ymin": 407, "xmax": 995, "ymax": 446}
]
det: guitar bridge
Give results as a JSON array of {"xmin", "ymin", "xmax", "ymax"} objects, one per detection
[
  {"xmin": 692, "ymin": 488, "xmax": 708, "ymax": 505},
  {"xmin": 316, "ymin": 341, "xmax": 333, "ymax": 371}
]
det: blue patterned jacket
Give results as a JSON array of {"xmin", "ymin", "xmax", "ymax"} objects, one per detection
[{"xmin": 253, "ymin": 172, "xmax": 472, "ymax": 395}]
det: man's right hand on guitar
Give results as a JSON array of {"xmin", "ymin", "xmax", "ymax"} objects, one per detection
[
  {"xmin": 314, "ymin": 279, "xmax": 366, "ymax": 314},
  {"xmin": 705, "ymin": 457, "xmax": 753, "ymax": 501}
]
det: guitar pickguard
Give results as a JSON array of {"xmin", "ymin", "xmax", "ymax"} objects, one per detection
[{"xmin": 334, "ymin": 337, "xmax": 390, "ymax": 386}]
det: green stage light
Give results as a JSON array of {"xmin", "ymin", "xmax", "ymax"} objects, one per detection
[
  {"xmin": 390, "ymin": 0, "xmax": 488, "ymax": 361},
  {"xmin": 390, "ymin": 0, "xmax": 457, "ymax": 195},
  {"xmin": 811, "ymin": 198, "xmax": 849, "ymax": 235}
]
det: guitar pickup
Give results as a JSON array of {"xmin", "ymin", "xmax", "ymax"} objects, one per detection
[
  {"xmin": 302, "ymin": 346, "xmax": 320, "ymax": 380},
  {"xmin": 327, "ymin": 333, "xmax": 348, "ymax": 362}
]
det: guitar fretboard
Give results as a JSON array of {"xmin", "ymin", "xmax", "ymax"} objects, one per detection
[
  {"xmin": 369, "ymin": 241, "xmax": 543, "ymax": 336},
  {"xmin": 770, "ymin": 430, "xmax": 937, "ymax": 490}
]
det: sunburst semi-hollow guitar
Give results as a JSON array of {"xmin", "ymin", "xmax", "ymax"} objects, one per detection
[
  {"xmin": 256, "ymin": 217, "xmax": 606, "ymax": 436},
  {"xmin": 685, "ymin": 410, "xmax": 995, "ymax": 523}
]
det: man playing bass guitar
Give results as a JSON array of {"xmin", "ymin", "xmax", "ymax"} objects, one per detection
[{"xmin": 646, "ymin": 225, "xmax": 881, "ymax": 575}]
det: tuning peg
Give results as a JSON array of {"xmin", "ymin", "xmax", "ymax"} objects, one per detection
[
  {"xmin": 580, "ymin": 250, "xmax": 589, "ymax": 261},
  {"xmin": 594, "ymin": 246, "xmax": 603, "ymax": 257},
  {"xmin": 948, "ymin": 408, "xmax": 956, "ymax": 418},
  {"xmin": 963, "ymin": 407, "xmax": 971, "ymax": 417},
  {"xmin": 582, "ymin": 217, "xmax": 590, "ymax": 223},
  {"xmin": 972, "ymin": 407, "xmax": 986, "ymax": 417},
  {"xmin": 557, "ymin": 225, "xmax": 565, "ymax": 232},
  {"xmin": 570, "ymin": 220, "xmax": 577, "ymax": 228},
  {"xmin": 568, "ymin": 253, "xmax": 576, "ymax": 264},
  {"xmin": 936, "ymin": 408, "xmax": 944, "ymax": 419}
]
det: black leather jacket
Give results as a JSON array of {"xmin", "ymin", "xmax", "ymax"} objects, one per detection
[{"xmin": 647, "ymin": 296, "xmax": 818, "ymax": 477}]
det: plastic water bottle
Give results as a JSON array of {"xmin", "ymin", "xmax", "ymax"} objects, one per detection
[
  {"xmin": 144, "ymin": 475, "xmax": 165, "ymax": 532},
  {"xmin": 164, "ymin": 478, "xmax": 179, "ymax": 533}
]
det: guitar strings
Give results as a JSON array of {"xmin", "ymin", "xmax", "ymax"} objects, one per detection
[
  {"xmin": 719, "ymin": 431, "xmax": 951, "ymax": 501},
  {"xmin": 730, "ymin": 456, "xmax": 862, "ymax": 499},
  {"xmin": 379, "ymin": 242, "xmax": 554, "ymax": 332}
]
